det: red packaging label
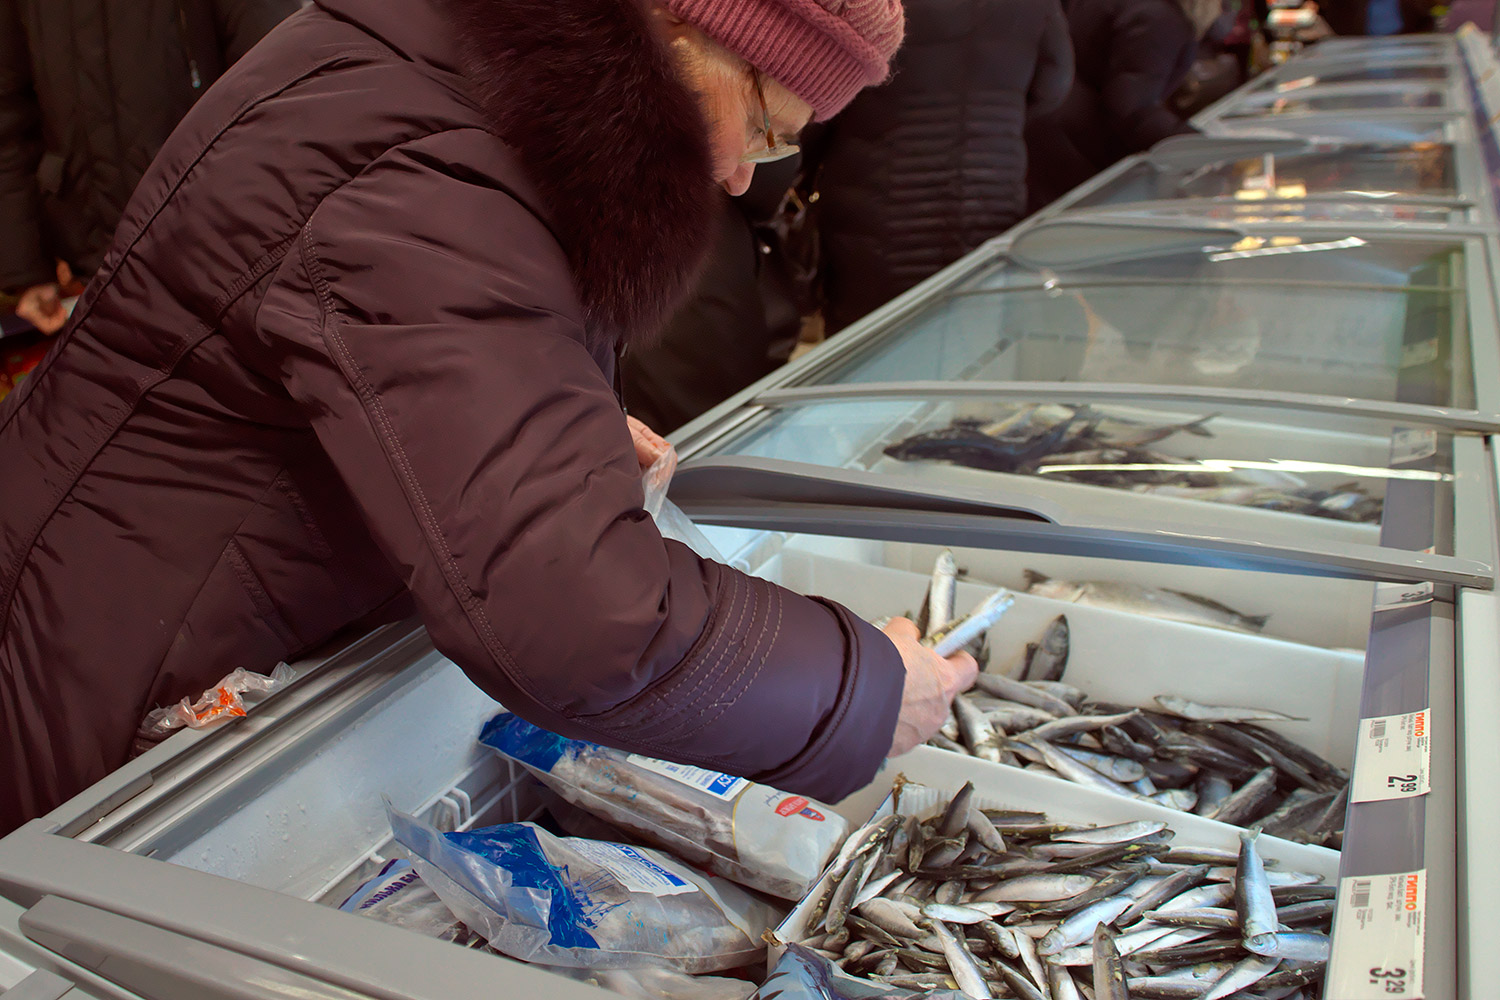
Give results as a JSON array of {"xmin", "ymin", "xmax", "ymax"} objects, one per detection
[{"xmin": 776, "ymin": 796, "xmax": 809, "ymax": 817}]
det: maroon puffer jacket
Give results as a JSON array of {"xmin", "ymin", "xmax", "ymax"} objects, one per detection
[{"xmin": 0, "ymin": 0, "xmax": 905, "ymax": 834}]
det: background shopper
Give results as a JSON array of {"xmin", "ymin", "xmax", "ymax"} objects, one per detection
[
  {"xmin": 1026, "ymin": 0, "xmax": 1221, "ymax": 212},
  {"xmin": 0, "ymin": 0, "xmax": 299, "ymax": 332},
  {"xmin": 811, "ymin": 0, "xmax": 1076, "ymax": 333}
]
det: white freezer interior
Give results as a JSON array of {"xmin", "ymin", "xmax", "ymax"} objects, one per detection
[{"xmin": 136, "ymin": 540, "xmax": 1366, "ymax": 919}]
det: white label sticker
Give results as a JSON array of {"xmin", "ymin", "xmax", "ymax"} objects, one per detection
[
  {"xmin": 1327, "ymin": 870, "xmax": 1426, "ymax": 1000},
  {"xmin": 1374, "ymin": 582, "xmax": 1435, "ymax": 613},
  {"xmin": 627, "ymin": 755, "xmax": 749, "ymax": 801},
  {"xmin": 566, "ymin": 839, "xmax": 697, "ymax": 897},
  {"xmin": 1401, "ymin": 339, "xmax": 1439, "ymax": 368},
  {"xmin": 1390, "ymin": 429, "xmax": 1437, "ymax": 466},
  {"xmin": 1351, "ymin": 709, "xmax": 1431, "ymax": 802}
]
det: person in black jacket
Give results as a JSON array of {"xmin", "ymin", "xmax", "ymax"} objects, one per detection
[
  {"xmin": 0, "ymin": 0, "xmax": 299, "ymax": 333},
  {"xmin": 811, "ymin": 0, "xmax": 1076, "ymax": 334},
  {"xmin": 1026, "ymin": 0, "xmax": 1221, "ymax": 213}
]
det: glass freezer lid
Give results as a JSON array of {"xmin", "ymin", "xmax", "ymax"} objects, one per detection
[
  {"xmin": 792, "ymin": 231, "xmax": 1478, "ymax": 416},
  {"xmin": 1257, "ymin": 64, "xmax": 1453, "ymax": 91},
  {"xmin": 692, "ymin": 397, "xmax": 1457, "ymax": 557},
  {"xmin": 1220, "ymin": 87, "xmax": 1451, "ymax": 117},
  {"xmin": 1070, "ymin": 142, "xmax": 1462, "ymax": 219}
]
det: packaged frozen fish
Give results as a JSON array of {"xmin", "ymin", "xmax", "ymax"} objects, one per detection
[
  {"xmin": 388, "ymin": 805, "xmax": 780, "ymax": 973},
  {"xmin": 481, "ymin": 712, "xmax": 848, "ymax": 899},
  {"xmin": 338, "ymin": 859, "xmax": 481, "ymax": 946},
  {"xmin": 751, "ymin": 942, "xmax": 967, "ymax": 998}
]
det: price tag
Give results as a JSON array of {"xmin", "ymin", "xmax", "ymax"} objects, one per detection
[
  {"xmin": 1327, "ymin": 870, "xmax": 1426, "ymax": 999},
  {"xmin": 1374, "ymin": 582, "xmax": 1435, "ymax": 613},
  {"xmin": 1400, "ymin": 339, "xmax": 1439, "ymax": 368},
  {"xmin": 1350, "ymin": 709, "xmax": 1430, "ymax": 802},
  {"xmin": 1389, "ymin": 429, "xmax": 1437, "ymax": 466}
]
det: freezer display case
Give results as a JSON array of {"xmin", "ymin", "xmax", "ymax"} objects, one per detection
[
  {"xmin": 1060, "ymin": 136, "xmax": 1471, "ymax": 225},
  {"xmin": 0, "ymin": 28, "xmax": 1495, "ymax": 1000}
]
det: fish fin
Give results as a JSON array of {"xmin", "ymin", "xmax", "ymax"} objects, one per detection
[
  {"xmin": 1019, "ymin": 642, "xmax": 1039, "ymax": 680},
  {"xmin": 1183, "ymin": 414, "xmax": 1219, "ymax": 437},
  {"xmin": 1023, "ymin": 569, "xmax": 1050, "ymax": 590}
]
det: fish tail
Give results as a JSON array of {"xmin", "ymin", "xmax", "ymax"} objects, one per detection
[
  {"xmin": 1184, "ymin": 414, "xmax": 1219, "ymax": 437},
  {"xmin": 1242, "ymin": 614, "xmax": 1271, "ymax": 631},
  {"xmin": 1023, "ymin": 569, "xmax": 1050, "ymax": 589}
]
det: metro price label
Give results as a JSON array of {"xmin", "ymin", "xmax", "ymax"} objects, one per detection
[{"xmin": 1350, "ymin": 709, "xmax": 1430, "ymax": 803}]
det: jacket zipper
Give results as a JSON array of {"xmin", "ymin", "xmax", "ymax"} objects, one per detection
[{"xmin": 177, "ymin": 2, "xmax": 203, "ymax": 90}]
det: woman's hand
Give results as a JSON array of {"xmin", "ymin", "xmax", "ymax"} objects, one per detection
[
  {"xmin": 627, "ymin": 414, "xmax": 675, "ymax": 476},
  {"xmin": 16, "ymin": 283, "xmax": 67, "ymax": 334},
  {"xmin": 882, "ymin": 617, "xmax": 979, "ymax": 758}
]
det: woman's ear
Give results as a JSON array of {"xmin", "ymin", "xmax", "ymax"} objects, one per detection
[{"xmin": 649, "ymin": 4, "xmax": 693, "ymax": 40}]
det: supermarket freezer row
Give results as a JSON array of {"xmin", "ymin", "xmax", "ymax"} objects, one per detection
[{"xmin": 1, "ymin": 27, "xmax": 1497, "ymax": 1000}]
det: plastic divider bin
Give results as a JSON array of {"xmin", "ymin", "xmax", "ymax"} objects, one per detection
[{"xmin": 771, "ymin": 746, "xmax": 1341, "ymax": 963}]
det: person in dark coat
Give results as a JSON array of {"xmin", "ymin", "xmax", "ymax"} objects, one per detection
[
  {"xmin": 0, "ymin": 0, "xmax": 979, "ymax": 835},
  {"xmin": 811, "ymin": 0, "xmax": 1076, "ymax": 334},
  {"xmin": 1026, "ymin": 0, "xmax": 1218, "ymax": 213},
  {"xmin": 0, "ymin": 0, "xmax": 301, "ymax": 333},
  {"xmin": 623, "ymin": 159, "xmax": 805, "ymax": 433}
]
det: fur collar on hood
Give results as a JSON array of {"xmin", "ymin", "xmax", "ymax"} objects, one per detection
[{"xmin": 430, "ymin": 0, "xmax": 716, "ymax": 345}]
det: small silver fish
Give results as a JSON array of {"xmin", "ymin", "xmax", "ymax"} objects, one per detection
[
  {"xmin": 1258, "ymin": 931, "xmax": 1331, "ymax": 962},
  {"xmin": 971, "ymin": 672, "xmax": 1078, "ymax": 716},
  {"xmin": 931, "ymin": 919, "xmax": 992, "ymax": 999},
  {"xmin": 1037, "ymin": 895, "xmax": 1134, "ymax": 955},
  {"xmin": 1023, "ymin": 571, "xmax": 1269, "ymax": 634},
  {"xmin": 1022, "ymin": 615, "xmax": 1070, "ymax": 682},
  {"xmin": 1237, "ymin": 829, "xmax": 1279, "ymax": 955},
  {"xmin": 1053, "ymin": 820, "xmax": 1168, "ymax": 845},
  {"xmin": 1203, "ymin": 953, "xmax": 1281, "ymax": 1000},
  {"xmin": 931, "ymin": 589, "xmax": 1016, "ymax": 658},
  {"xmin": 927, "ymin": 550, "xmax": 958, "ymax": 638},
  {"xmin": 1029, "ymin": 710, "xmax": 1141, "ymax": 743},
  {"xmin": 980, "ymin": 873, "xmax": 1098, "ymax": 903},
  {"xmin": 1091, "ymin": 924, "xmax": 1130, "ymax": 1000},
  {"xmin": 953, "ymin": 696, "xmax": 1003, "ymax": 762},
  {"xmin": 1155, "ymin": 694, "xmax": 1308, "ymax": 723},
  {"xmin": 1056, "ymin": 744, "xmax": 1148, "ymax": 784},
  {"xmin": 923, "ymin": 902, "xmax": 1001, "ymax": 925}
]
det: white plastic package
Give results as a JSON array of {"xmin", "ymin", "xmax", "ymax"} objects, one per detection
[
  {"xmin": 480, "ymin": 712, "xmax": 849, "ymax": 900},
  {"xmin": 141, "ymin": 663, "xmax": 295, "ymax": 735},
  {"xmin": 387, "ymin": 804, "xmax": 780, "ymax": 973}
]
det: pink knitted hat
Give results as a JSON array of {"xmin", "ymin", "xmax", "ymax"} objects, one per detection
[{"xmin": 664, "ymin": 0, "xmax": 905, "ymax": 120}]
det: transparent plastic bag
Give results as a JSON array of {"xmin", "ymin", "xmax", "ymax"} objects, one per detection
[
  {"xmin": 752, "ymin": 944, "xmax": 967, "ymax": 999},
  {"xmin": 387, "ymin": 804, "xmax": 779, "ymax": 973},
  {"xmin": 141, "ymin": 663, "xmax": 295, "ymax": 735},
  {"xmin": 548, "ymin": 965, "xmax": 757, "ymax": 1000},
  {"xmin": 338, "ymin": 859, "xmax": 476, "ymax": 944},
  {"xmin": 480, "ymin": 712, "xmax": 848, "ymax": 901},
  {"xmin": 642, "ymin": 446, "xmax": 725, "ymax": 562}
]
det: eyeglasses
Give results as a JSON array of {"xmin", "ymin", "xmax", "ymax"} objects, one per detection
[{"xmin": 741, "ymin": 68, "xmax": 801, "ymax": 164}]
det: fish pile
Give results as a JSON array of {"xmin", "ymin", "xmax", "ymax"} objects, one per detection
[
  {"xmin": 787, "ymin": 781, "xmax": 1333, "ymax": 999},
  {"xmin": 908, "ymin": 553, "xmax": 1346, "ymax": 847},
  {"xmin": 882, "ymin": 403, "xmax": 1383, "ymax": 524}
]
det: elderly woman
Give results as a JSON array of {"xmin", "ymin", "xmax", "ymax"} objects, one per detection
[{"xmin": 0, "ymin": 0, "xmax": 978, "ymax": 834}]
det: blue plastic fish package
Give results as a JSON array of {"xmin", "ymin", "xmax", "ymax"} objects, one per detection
[
  {"xmin": 752, "ymin": 944, "xmax": 967, "ymax": 999},
  {"xmin": 479, "ymin": 712, "xmax": 849, "ymax": 900},
  {"xmin": 388, "ymin": 803, "xmax": 780, "ymax": 972}
]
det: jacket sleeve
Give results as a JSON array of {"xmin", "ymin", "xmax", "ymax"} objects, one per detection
[
  {"xmin": 1099, "ymin": 3, "xmax": 1198, "ymax": 154},
  {"xmin": 1027, "ymin": 0, "xmax": 1076, "ymax": 119},
  {"xmin": 0, "ymin": 0, "xmax": 51, "ymax": 291},
  {"xmin": 212, "ymin": 0, "xmax": 301, "ymax": 65},
  {"xmin": 253, "ymin": 129, "xmax": 905, "ymax": 803}
]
